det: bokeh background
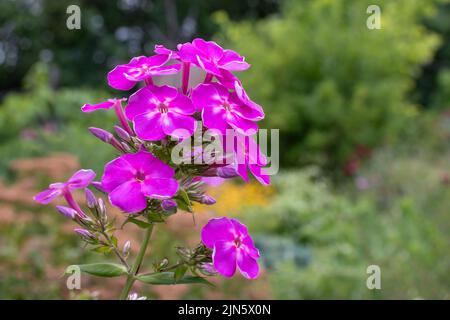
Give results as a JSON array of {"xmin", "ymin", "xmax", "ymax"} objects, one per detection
[{"xmin": 1, "ymin": 0, "xmax": 449, "ymax": 299}]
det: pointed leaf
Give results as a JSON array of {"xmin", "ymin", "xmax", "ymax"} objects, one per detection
[
  {"xmin": 66, "ymin": 263, "xmax": 127, "ymax": 278},
  {"xmin": 136, "ymin": 272, "xmax": 212, "ymax": 286}
]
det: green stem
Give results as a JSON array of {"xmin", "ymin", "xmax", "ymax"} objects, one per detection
[{"xmin": 119, "ymin": 224, "xmax": 154, "ymax": 300}]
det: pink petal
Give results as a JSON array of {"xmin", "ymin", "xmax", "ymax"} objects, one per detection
[
  {"xmin": 68, "ymin": 169, "xmax": 96, "ymax": 189},
  {"xmin": 109, "ymin": 180, "xmax": 147, "ymax": 213},
  {"xmin": 249, "ymin": 164, "xmax": 270, "ymax": 185},
  {"xmin": 154, "ymin": 44, "xmax": 179, "ymax": 59},
  {"xmin": 149, "ymin": 85, "xmax": 178, "ymax": 103},
  {"xmin": 133, "ymin": 112, "xmax": 166, "ymax": 141},
  {"xmin": 229, "ymin": 93, "xmax": 264, "ymax": 121},
  {"xmin": 81, "ymin": 100, "xmax": 115, "ymax": 113},
  {"xmin": 226, "ymin": 112, "xmax": 258, "ymax": 135},
  {"xmin": 169, "ymin": 94, "xmax": 195, "ymax": 115},
  {"xmin": 33, "ymin": 188, "xmax": 63, "ymax": 204},
  {"xmin": 219, "ymin": 50, "xmax": 250, "ymax": 71},
  {"xmin": 141, "ymin": 177, "xmax": 178, "ymax": 199},
  {"xmin": 193, "ymin": 38, "xmax": 223, "ymax": 60},
  {"xmin": 236, "ymin": 163, "xmax": 249, "ymax": 182},
  {"xmin": 202, "ymin": 106, "xmax": 229, "ymax": 134},
  {"xmin": 178, "ymin": 42, "xmax": 199, "ymax": 63},
  {"xmin": 242, "ymin": 236, "xmax": 260, "ymax": 259},
  {"xmin": 126, "ymin": 87, "xmax": 158, "ymax": 120},
  {"xmin": 149, "ymin": 63, "xmax": 181, "ymax": 76},
  {"xmin": 213, "ymin": 240, "xmax": 237, "ymax": 278},
  {"xmin": 192, "ymin": 84, "xmax": 224, "ymax": 112},
  {"xmin": 201, "ymin": 217, "xmax": 235, "ymax": 248},
  {"xmin": 101, "ymin": 157, "xmax": 136, "ymax": 193},
  {"xmin": 237, "ymin": 250, "xmax": 259, "ymax": 279},
  {"xmin": 123, "ymin": 149, "xmax": 175, "ymax": 179},
  {"xmin": 161, "ymin": 112, "xmax": 196, "ymax": 139},
  {"xmin": 107, "ymin": 65, "xmax": 136, "ymax": 90},
  {"xmin": 230, "ymin": 218, "xmax": 249, "ymax": 237}
]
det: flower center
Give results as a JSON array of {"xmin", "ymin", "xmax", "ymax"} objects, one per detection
[
  {"xmin": 234, "ymin": 236, "xmax": 242, "ymax": 248},
  {"xmin": 135, "ymin": 170, "xmax": 146, "ymax": 182},
  {"xmin": 158, "ymin": 103, "xmax": 169, "ymax": 114},
  {"xmin": 223, "ymin": 102, "xmax": 232, "ymax": 112}
]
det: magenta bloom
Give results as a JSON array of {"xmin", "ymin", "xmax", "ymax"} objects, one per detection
[
  {"xmin": 34, "ymin": 169, "xmax": 96, "ymax": 217},
  {"xmin": 232, "ymin": 134, "xmax": 270, "ymax": 185},
  {"xmin": 101, "ymin": 148, "xmax": 179, "ymax": 213},
  {"xmin": 192, "ymin": 83, "xmax": 263, "ymax": 135},
  {"xmin": 201, "ymin": 217, "xmax": 260, "ymax": 279},
  {"xmin": 107, "ymin": 54, "xmax": 181, "ymax": 90},
  {"xmin": 178, "ymin": 39, "xmax": 250, "ymax": 76},
  {"xmin": 126, "ymin": 84, "xmax": 196, "ymax": 140}
]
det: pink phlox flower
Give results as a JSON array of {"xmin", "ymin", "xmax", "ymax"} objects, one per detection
[
  {"xmin": 192, "ymin": 83, "xmax": 263, "ymax": 135},
  {"xmin": 201, "ymin": 217, "xmax": 260, "ymax": 279},
  {"xmin": 34, "ymin": 169, "xmax": 96, "ymax": 205},
  {"xmin": 107, "ymin": 54, "xmax": 181, "ymax": 90},
  {"xmin": 125, "ymin": 84, "xmax": 196, "ymax": 141},
  {"xmin": 101, "ymin": 148, "xmax": 179, "ymax": 213},
  {"xmin": 178, "ymin": 38, "xmax": 250, "ymax": 77}
]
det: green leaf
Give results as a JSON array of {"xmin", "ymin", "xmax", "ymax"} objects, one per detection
[
  {"xmin": 92, "ymin": 245, "xmax": 113, "ymax": 254},
  {"xmin": 136, "ymin": 272, "xmax": 212, "ymax": 286},
  {"xmin": 174, "ymin": 265, "xmax": 188, "ymax": 282},
  {"xmin": 147, "ymin": 211, "xmax": 165, "ymax": 223},
  {"xmin": 65, "ymin": 263, "xmax": 127, "ymax": 278},
  {"xmin": 122, "ymin": 216, "xmax": 153, "ymax": 229},
  {"xmin": 176, "ymin": 188, "xmax": 193, "ymax": 212}
]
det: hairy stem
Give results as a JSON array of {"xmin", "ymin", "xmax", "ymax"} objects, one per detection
[{"xmin": 119, "ymin": 224, "xmax": 154, "ymax": 300}]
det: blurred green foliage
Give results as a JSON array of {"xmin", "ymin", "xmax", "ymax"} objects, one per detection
[
  {"xmin": 0, "ymin": 0, "xmax": 279, "ymax": 94},
  {"xmin": 0, "ymin": 62, "xmax": 116, "ymax": 176},
  {"xmin": 243, "ymin": 164, "xmax": 450, "ymax": 299},
  {"xmin": 215, "ymin": 0, "xmax": 441, "ymax": 172}
]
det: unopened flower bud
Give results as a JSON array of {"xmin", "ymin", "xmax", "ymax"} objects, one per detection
[
  {"xmin": 120, "ymin": 142, "xmax": 132, "ymax": 152},
  {"xmin": 98, "ymin": 198, "xmax": 107, "ymax": 223},
  {"xmin": 161, "ymin": 199, "xmax": 177, "ymax": 214},
  {"xmin": 56, "ymin": 205, "xmax": 77, "ymax": 219},
  {"xmin": 89, "ymin": 127, "xmax": 113, "ymax": 143},
  {"xmin": 85, "ymin": 188, "xmax": 97, "ymax": 208},
  {"xmin": 74, "ymin": 228, "xmax": 95, "ymax": 241},
  {"xmin": 123, "ymin": 240, "xmax": 131, "ymax": 257},
  {"xmin": 199, "ymin": 262, "xmax": 217, "ymax": 276},
  {"xmin": 216, "ymin": 165, "xmax": 239, "ymax": 178},
  {"xmin": 159, "ymin": 258, "xmax": 169, "ymax": 268},
  {"xmin": 200, "ymin": 195, "xmax": 216, "ymax": 205},
  {"xmin": 114, "ymin": 125, "xmax": 131, "ymax": 142},
  {"xmin": 89, "ymin": 127, "xmax": 125, "ymax": 152}
]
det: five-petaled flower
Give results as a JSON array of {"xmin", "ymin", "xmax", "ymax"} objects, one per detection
[
  {"xmin": 179, "ymin": 38, "xmax": 250, "ymax": 77},
  {"xmin": 126, "ymin": 84, "xmax": 196, "ymax": 140},
  {"xmin": 201, "ymin": 217, "xmax": 260, "ymax": 279},
  {"xmin": 34, "ymin": 169, "xmax": 96, "ymax": 217},
  {"xmin": 192, "ymin": 83, "xmax": 264, "ymax": 135},
  {"xmin": 107, "ymin": 54, "xmax": 180, "ymax": 91},
  {"xmin": 101, "ymin": 148, "xmax": 179, "ymax": 213}
]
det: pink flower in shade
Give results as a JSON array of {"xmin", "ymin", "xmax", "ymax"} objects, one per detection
[
  {"xmin": 107, "ymin": 54, "xmax": 181, "ymax": 91},
  {"xmin": 192, "ymin": 83, "xmax": 264, "ymax": 135},
  {"xmin": 125, "ymin": 84, "xmax": 196, "ymax": 141},
  {"xmin": 223, "ymin": 134, "xmax": 270, "ymax": 185},
  {"xmin": 201, "ymin": 217, "xmax": 260, "ymax": 279},
  {"xmin": 34, "ymin": 169, "xmax": 96, "ymax": 217},
  {"xmin": 178, "ymin": 39, "xmax": 250, "ymax": 77},
  {"xmin": 101, "ymin": 148, "xmax": 179, "ymax": 213}
]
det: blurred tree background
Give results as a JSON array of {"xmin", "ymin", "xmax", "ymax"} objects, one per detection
[{"xmin": 0, "ymin": 0, "xmax": 449, "ymax": 299}]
